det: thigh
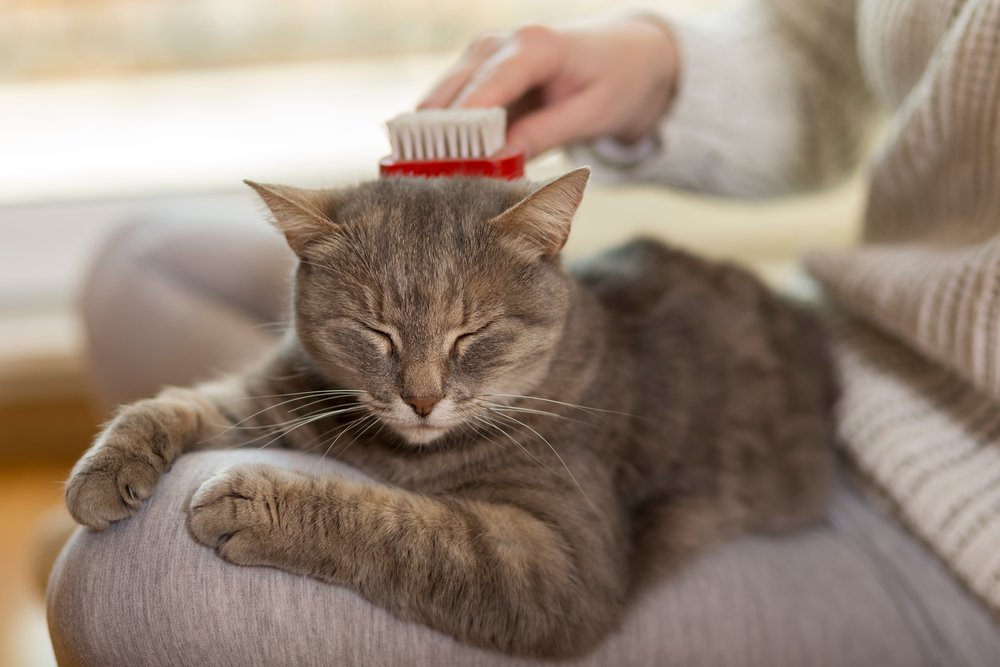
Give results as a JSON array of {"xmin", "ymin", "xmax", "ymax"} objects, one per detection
[
  {"xmin": 47, "ymin": 449, "xmax": 1000, "ymax": 667},
  {"xmin": 81, "ymin": 217, "xmax": 294, "ymax": 408}
]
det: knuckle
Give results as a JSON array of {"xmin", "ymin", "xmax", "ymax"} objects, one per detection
[
  {"xmin": 467, "ymin": 30, "xmax": 507, "ymax": 58},
  {"xmin": 513, "ymin": 23, "xmax": 556, "ymax": 47}
]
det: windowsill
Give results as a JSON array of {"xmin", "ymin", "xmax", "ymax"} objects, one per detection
[
  {"xmin": 0, "ymin": 176, "xmax": 864, "ymax": 406},
  {"xmin": 0, "ymin": 311, "xmax": 85, "ymax": 404},
  {"xmin": 0, "ymin": 57, "xmax": 865, "ymax": 406}
]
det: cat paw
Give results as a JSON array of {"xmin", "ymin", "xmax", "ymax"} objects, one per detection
[
  {"xmin": 187, "ymin": 463, "xmax": 310, "ymax": 568},
  {"xmin": 65, "ymin": 444, "xmax": 163, "ymax": 531}
]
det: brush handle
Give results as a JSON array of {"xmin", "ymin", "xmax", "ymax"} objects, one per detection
[{"xmin": 379, "ymin": 145, "xmax": 524, "ymax": 180}]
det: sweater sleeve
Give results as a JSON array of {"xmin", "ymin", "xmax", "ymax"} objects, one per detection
[{"xmin": 570, "ymin": 0, "xmax": 876, "ymax": 197}]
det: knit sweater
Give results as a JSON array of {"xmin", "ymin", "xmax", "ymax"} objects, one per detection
[{"xmin": 580, "ymin": 0, "xmax": 1000, "ymax": 616}]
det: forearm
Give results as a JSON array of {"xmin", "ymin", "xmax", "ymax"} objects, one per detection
[
  {"xmin": 189, "ymin": 466, "xmax": 625, "ymax": 657},
  {"xmin": 575, "ymin": 0, "xmax": 875, "ymax": 197},
  {"xmin": 64, "ymin": 382, "xmax": 237, "ymax": 529},
  {"xmin": 65, "ymin": 355, "xmax": 319, "ymax": 530},
  {"xmin": 309, "ymin": 488, "xmax": 613, "ymax": 655}
]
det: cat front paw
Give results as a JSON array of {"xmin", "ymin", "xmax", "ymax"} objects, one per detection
[
  {"xmin": 65, "ymin": 442, "xmax": 164, "ymax": 531},
  {"xmin": 187, "ymin": 463, "xmax": 313, "ymax": 568}
]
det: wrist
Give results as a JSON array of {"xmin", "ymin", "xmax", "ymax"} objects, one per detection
[{"xmin": 613, "ymin": 13, "xmax": 680, "ymax": 145}]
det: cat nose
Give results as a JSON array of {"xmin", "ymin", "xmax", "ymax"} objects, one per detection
[{"xmin": 403, "ymin": 395, "xmax": 442, "ymax": 418}]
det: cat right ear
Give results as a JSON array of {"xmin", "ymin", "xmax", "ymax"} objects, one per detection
[
  {"xmin": 491, "ymin": 167, "xmax": 590, "ymax": 259},
  {"xmin": 244, "ymin": 180, "xmax": 343, "ymax": 258}
]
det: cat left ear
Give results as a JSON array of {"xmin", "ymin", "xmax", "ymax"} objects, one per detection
[
  {"xmin": 244, "ymin": 180, "xmax": 343, "ymax": 258},
  {"xmin": 492, "ymin": 167, "xmax": 590, "ymax": 258}
]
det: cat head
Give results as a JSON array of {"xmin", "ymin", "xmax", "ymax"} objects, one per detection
[{"xmin": 248, "ymin": 168, "xmax": 589, "ymax": 445}]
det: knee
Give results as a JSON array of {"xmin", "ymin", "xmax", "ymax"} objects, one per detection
[
  {"xmin": 80, "ymin": 218, "xmax": 171, "ymax": 332},
  {"xmin": 46, "ymin": 528, "xmax": 119, "ymax": 666},
  {"xmin": 79, "ymin": 219, "xmax": 197, "ymax": 407},
  {"xmin": 79, "ymin": 218, "xmax": 290, "ymax": 407}
]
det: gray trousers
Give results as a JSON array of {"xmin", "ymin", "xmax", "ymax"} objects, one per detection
[{"xmin": 49, "ymin": 220, "xmax": 1000, "ymax": 666}]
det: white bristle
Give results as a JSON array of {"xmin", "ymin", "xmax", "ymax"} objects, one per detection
[
  {"xmin": 470, "ymin": 124, "xmax": 482, "ymax": 157},
  {"xmin": 432, "ymin": 125, "xmax": 444, "ymax": 159},
  {"xmin": 385, "ymin": 108, "xmax": 506, "ymax": 160},
  {"xmin": 446, "ymin": 124, "xmax": 458, "ymax": 157},
  {"xmin": 402, "ymin": 131, "xmax": 414, "ymax": 161},
  {"xmin": 389, "ymin": 132, "xmax": 402, "ymax": 161}
]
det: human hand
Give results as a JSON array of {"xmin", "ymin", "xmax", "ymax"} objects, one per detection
[{"xmin": 419, "ymin": 17, "xmax": 679, "ymax": 159}]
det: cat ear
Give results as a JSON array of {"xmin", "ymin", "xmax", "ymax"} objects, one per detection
[
  {"xmin": 244, "ymin": 180, "xmax": 343, "ymax": 257},
  {"xmin": 492, "ymin": 167, "xmax": 590, "ymax": 258}
]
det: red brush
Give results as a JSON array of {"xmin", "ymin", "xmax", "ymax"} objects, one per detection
[{"xmin": 379, "ymin": 108, "xmax": 524, "ymax": 180}]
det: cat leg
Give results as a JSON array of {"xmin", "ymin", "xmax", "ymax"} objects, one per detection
[
  {"xmin": 66, "ymin": 380, "xmax": 250, "ymax": 530},
  {"xmin": 187, "ymin": 462, "xmax": 625, "ymax": 658}
]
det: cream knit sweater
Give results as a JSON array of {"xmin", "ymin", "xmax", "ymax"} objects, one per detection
[{"xmin": 583, "ymin": 0, "xmax": 1000, "ymax": 615}]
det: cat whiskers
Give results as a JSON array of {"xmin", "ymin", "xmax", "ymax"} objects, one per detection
[
  {"xmin": 479, "ymin": 408, "xmax": 597, "ymax": 513},
  {"xmin": 484, "ymin": 393, "xmax": 651, "ymax": 422},
  {"xmin": 242, "ymin": 405, "xmax": 369, "ymax": 451},
  {"xmin": 247, "ymin": 320, "xmax": 292, "ymax": 332},
  {"xmin": 261, "ymin": 367, "xmax": 311, "ymax": 381},
  {"xmin": 464, "ymin": 418, "xmax": 503, "ymax": 448},
  {"xmin": 474, "ymin": 400, "xmax": 593, "ymax": 427},
  {"xmin": 315, "ymin": 413, "xmax": 380, "ymax": 462},
  {"xmin": 204, "ymin": 390, "xmax": 368, "ymax": 450},
  {"xmin": 199, "ymin": 389, "xmax": 367, "ymax": 442},
  {"xmin": 276, "ymin": 404, "xmax": 367, "ymax": 451},
  {"xmin": 234, "ymin": 388, "xmax": 367, "ymax": 403},
  {"xmin": 471, "ymin": 414, "xmax": 547, "ymax": 468},
  {"xmin": 224, "ymin": 401, "xmax": 365, "ymax": 433}
]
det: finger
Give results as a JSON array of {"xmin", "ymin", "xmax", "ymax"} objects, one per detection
[
  {"xmin": 506, "ymin": 87, "xmax": 607, "ymax": 159},
  {"xmin": 453, "ymin": 25, "xmax": 562, "ymax": 109},
  {"xmin": 419, "ymin": 65, "xmax": 479, "ymax": 109},
  {"xmin": 418, "ymin": 32, "xmax": 507, "ymax": 109}
]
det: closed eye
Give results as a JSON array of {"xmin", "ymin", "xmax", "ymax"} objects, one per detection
[
  {"xmin": 452, "ymin": 322, "xmax": 492, "ymax": 356},
  {"xmin": 362, "ymin": 324, "xmax": 396, "ymax": 355}
]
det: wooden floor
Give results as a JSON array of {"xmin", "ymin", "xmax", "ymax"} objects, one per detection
[
  {"xmin": 0, "ymin": 466, "xmax": 73, "ymax": 667},
  {"xmin": 0, "ymin": 389, "xmax": 96, "ymax": 667}
]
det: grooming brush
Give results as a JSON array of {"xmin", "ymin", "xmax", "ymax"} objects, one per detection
[{"xmin": 380, "ymin": 108, "xmax": 524, "ymax": 179}]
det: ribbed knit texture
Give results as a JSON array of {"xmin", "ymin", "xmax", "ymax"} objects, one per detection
[
  {"xmin": 577, "ymin": 0, "xmax": 1000, "ymax": 615},
  {"xmin": 833, "ymin": 316, "xmax": 1000, "ymax": 617}
]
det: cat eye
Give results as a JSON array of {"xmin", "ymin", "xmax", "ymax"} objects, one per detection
[
  {"xmin": 363, "ymin": 325, "xmax": 396, "ymax": 355},
  {"xmin": 451, "ymin": 323, "xmax": 491, "ymax": 356}
]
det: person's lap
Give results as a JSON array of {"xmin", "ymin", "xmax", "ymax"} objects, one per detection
[
  {"xmin": 80, "ymin": 216, "xmax": 294, "ymax": 408},
  {"xmin": 47, "ymin": 448, "xmax": 1000, "ymax": 667},
  {"xmin": 57, "ymin": 219, "xmax": 1000, "ymax": 666}
]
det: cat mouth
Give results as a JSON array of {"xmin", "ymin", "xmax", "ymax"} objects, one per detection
[
  {"xmin": 373, "ymin": 411, "xmax": 454, "ymax": 444},
  {"xmin": 394, "ymin": 422, "xmax": 450, "ymax": 444},
  {"xmin": 372, "ymin": 397, "xmax": 471, "ymax": 445}
]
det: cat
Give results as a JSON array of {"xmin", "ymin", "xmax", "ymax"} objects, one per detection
[{"xmin": 65, "ymin": 167, "xmax": 837, "ymax": 659}]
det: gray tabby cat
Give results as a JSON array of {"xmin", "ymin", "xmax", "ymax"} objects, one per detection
[{"xmin": 66, "ymin": 168, "xmax": 836, "ymax": 658}]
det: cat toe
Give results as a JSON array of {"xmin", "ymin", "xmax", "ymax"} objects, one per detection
[
  {"xmin": 187, "ymin": 463, "xmax": 319, "ymax": 569},
  {"xmin": 187, "ymin": 465, "xmax": 279, "ymax": 557},
  {"xmin": 189, "ymin": 473, "xmax": 247, "ymax": 546},
  {"xmin": 66, "ymin": 451, "xmax": 160, "ymax": 530}
]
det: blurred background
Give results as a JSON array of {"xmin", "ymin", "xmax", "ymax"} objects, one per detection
[{"xmin": 0, "ymin": 0, "xmax": 862, "ymax": 664}]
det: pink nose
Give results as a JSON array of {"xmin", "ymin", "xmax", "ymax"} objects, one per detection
[{"xmin": 403, "ymin": 395, "xmax": 442, "ymax": 417}]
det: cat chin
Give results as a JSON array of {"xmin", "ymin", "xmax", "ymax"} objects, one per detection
[{"xmin": 394, "ymin": 424, "xmax": 450, "ymax": 445}]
